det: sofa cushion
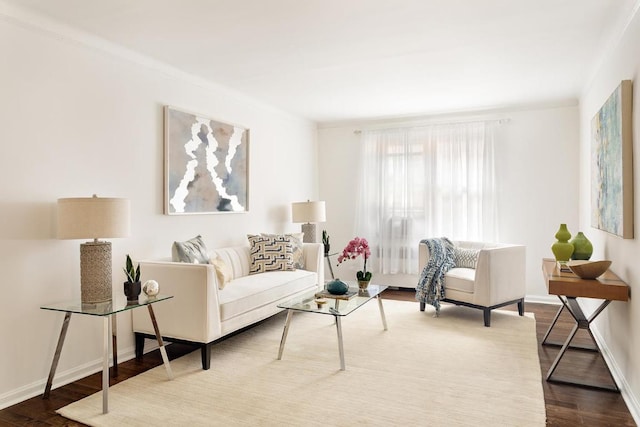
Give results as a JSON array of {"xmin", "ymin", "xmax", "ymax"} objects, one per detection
[
  {"xmin": 172, "ymin": 235, "xmax": 210, "ymax": 264},
  {"xmin": 261, "ymin": 233, "xmax": 305, "ymax": 270},
  {"xmin": 247, "ymin": 234, "xmax": 294, "ymax": 274},
  {"xmin": 210, "ymin": 256, "xmax": 232, "ymax": 289},
  {"xmin": 218, "ymin": 270, "xmax": 317, "ymax": 321},
  {"xmin": 454, "ymin": 247, "xmax": 479, "ymax": 269},
  {"xmin": 444, "ymin": 267, "xmax": 476, "ymax": 294}
]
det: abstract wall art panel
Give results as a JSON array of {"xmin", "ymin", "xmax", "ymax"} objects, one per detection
[
  {"xmin": 591, "ymin": 80, "xmax": 633, "ymax": 238},
  {"xmin": 164, "ymin": 106, "xmax": 249, "ymax": 214}
]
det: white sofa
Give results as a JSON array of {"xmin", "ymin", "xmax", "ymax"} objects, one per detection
[
  {"xmin": 418, "ymin": 240, "xmax": 526, "ymax": 326},
  {"xmin": 132, "ymin": 242, "xmax": 324, "ymax": 369}
]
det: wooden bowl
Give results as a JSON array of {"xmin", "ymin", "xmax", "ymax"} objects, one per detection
[{"xmin": 567, "ymin": 260, "xmax": 611, "ymax": 279}]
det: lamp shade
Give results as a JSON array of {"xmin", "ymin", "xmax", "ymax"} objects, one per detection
[
  {"xmin": 292, "ymin": 201, "xmax": 326, "ymax": 223},
  {"xmin": 57, "ymin": 196, "xmax": 130, "ymax": 240}
]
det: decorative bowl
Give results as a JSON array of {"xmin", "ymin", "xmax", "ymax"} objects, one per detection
[{"xmin": 567, "ymin": 260, "xmax": 611, "ymax": 279}]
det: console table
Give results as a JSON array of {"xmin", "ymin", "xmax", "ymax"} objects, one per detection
[
  {"xmin": 541, "ymin": 258, "xmax": 629, "ymax": 391},
  {"xmin": 41, "ymin": 295, "xmax": 174, "ymax": 414}
]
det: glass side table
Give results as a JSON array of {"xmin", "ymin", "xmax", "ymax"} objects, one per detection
[{"xmin": 41, "ymin": 294, "xmax": 174, "ymax": 414}]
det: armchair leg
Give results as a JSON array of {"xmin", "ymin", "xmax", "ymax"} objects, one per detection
[
  {"xmin": 419, "ymin": 302, "xmax": 426, "ymax": 312},
  {"xmin": 517, "ymin": 299, "xmax": 525, "ymax": 316},
  {"xmin": 201, "ymin": 343, "xmax": 211, "ymax": 370},
  {"xmin": 483, "ymin": 309, "xmax": 491, "ymax": 327}
]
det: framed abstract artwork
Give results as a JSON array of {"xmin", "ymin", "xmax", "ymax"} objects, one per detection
[
  {"xmin": 590, "ymin": 80, "xmax": 633, "ymax": 238},
  {"xmin": 164, "ymin": 106, "xmax": 250, "ymax": 214}
]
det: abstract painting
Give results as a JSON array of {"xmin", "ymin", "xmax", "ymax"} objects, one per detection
[
  {"xmin": 591, "ymin": 80, "xmax": 633, "ymax": 238},
  {"xmin": 164, "ymin": 106, "xmax": 249, "ymax": 214}
]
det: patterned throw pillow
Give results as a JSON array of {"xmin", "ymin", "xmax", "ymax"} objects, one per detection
[
  {"xmin": 261, "ymin": 233, "xmax": 305, "ymax": 270},
  {"xmin": 454, "ymin": 247, "xmax": 480, "ymax": 269},
  {"xmin": 247, "ymin": 235, "xmax": 294, "ymax": 274},
  {"xmin": 172, "ymin": 235, "xmax": 210, "ymax": 264}
]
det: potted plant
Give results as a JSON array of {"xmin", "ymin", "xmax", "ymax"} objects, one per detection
[
  {"xmin": 337, "ymin": 237, "xmax": 372, "ymax": 289},
  {"xmin": 322, "ymin": 230, "xmax": 330, "ymax": 255},
  {"xmin": 123, "ymin": 254, "xmax": 141, "ymax": 303}
]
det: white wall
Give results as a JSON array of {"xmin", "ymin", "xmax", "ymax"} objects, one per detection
[
  {"xmin": 578, "ymin": 8, "xmax": 640, "ymax": 419},
  {"xmin": 317, "ymin": 104, "xmax": 580, "ymax": 298},
  {"xmin": 0, "ymin": 12, "xmax": 317, "ymax": 407}
]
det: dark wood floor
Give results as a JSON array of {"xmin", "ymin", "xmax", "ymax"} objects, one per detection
[{"xmin": 0, "ymin": 289, "xmax": 635, "ymax": 426}]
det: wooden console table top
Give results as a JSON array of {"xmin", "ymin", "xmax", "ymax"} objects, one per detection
[{"xmin": 542, "ymin": 258, "xmax": 629, "ymax": 301}]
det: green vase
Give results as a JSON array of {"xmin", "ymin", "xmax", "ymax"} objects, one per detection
[
  {"xmin": 570, "ymin": 232, "xmax": 593, "ymax": 260},
  {"xmin": 551, "ymin": 224, "xmax": 574, "ymax": 262}
]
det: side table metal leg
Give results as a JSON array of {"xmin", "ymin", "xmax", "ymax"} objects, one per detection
[
  {"xmin": 546, "ymin": 322, "xmax": 579, "ymax": 381},
  {"xmin": 43, "ymin": 312, "xmax": 71, "ymax": 399},
  {"xmin": 377, "ymin": 296, "xmax": 388, "ymax": 331},
  {"xmin": 335, "ymin": 315, "xmax": 345, "ymax": 371},
  {"xmin": 102, "ymin": 316, "xmax": 110, "ymax": 414},
  {"xmin": 541, "ymin": 299, "xmax": 565, "ymax": 345},
  {"xmin": 111, "ymin": 314, "xmax": 118, "ymax": 377},
  {"xmin": 277, "ymin": 310, "xmax": 293, "ymax": 360},
  {"xmin": 147, "ymin": 305, "xmax": 173, "ymax": 380}
]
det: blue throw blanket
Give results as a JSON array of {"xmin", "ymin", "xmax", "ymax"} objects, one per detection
[{"xmin": 415, "ymin": 237, "xmax": 455, "ymax": 314}]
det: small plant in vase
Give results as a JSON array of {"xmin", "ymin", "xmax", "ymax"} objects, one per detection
[
  {"xmin": 123, "ymin": 254, "xmax": 141, "ymax": 303},
  {"xmin": 322, "ymin": 230, "xmax": 330, "ymax": 255},
  {"xmin": 337, "ymin": 237, "xmax": 372, "ymax": 290}
]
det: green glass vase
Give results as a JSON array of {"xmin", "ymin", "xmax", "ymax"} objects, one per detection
[
  {"xmin": 570, "ymin": 232, "xmax": 593, "ymax": 260},
  {"xmin": 551, "ymin": 223, "xmax": 574, "ymax": 262}
]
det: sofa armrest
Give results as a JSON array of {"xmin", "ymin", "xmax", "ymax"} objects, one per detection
[
  {"xmin": 132, "ymin": 261, "xmax": 222, "ymax": 344},
  {"xmin": 302, "ymin": 242, "xmax": 324, "ymax": 288},
  {"xmin": 473, "ymin": 244, "xmax": 526, "ymax": 306}
]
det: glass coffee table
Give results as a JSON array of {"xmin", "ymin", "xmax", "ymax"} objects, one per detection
[{"xmin": 277, "ymin": 284, "xmax": 388, "ymax": 370}]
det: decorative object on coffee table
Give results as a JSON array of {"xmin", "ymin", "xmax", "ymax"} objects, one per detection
[
  {"xmin": 57, "ymin": 195, "xmax": 130, "ymax": 304},
  {"xmin": 551, "ymin": 223, "xmax": 574, "ymax": 262},
  {"xmin": 337, "ymin": 236, "xmax": 372, "ymax": 288},
  {"xmin": 569, "ymin": 232, "xmax": 593, "ymax": 260},
  {"xmin": 326, "ymin": 278, "xmax": 349, "ymax": 295},
  {"xmin": 123, "ymin": 254, "xmax": 141, "ymax": 303},
  {"xmin": 143, "ymin": 279, "xmax": 160, "ymax": 297}
]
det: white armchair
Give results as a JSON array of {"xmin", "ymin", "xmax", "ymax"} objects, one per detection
[{"xmin": 418, "ymin": 240, "xmax": 526, "ymax": 327}]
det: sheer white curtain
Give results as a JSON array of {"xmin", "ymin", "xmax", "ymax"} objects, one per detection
[{"xmin": 354, "ymin": 121, "xmax": 498, "ymax": 275}]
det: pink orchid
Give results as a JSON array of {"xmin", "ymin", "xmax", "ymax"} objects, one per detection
[{"xmin": 337, "ymin": 237, "xmax": 372, "ymax": 281}]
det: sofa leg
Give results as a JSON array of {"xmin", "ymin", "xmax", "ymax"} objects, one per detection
[
  {"xmin": 483, "ymin": 309, "xmax": 491, "ymax": 327},
  {"xmin": 201, "ymin": 343, "xmax": 211, "ymax": 370},
  {"xmin": 419, "ymin": 302, "xmax": 426, "ymax": 312},
  {"xmin": 135, "ymin": 333, "xmax": 145, "ymax": 360},
  {"xmin": 517, "ymin": 299, "xmax": 525, "ymax": 316}
]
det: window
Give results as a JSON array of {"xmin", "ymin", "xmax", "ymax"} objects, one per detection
[{"xmin": 355, "ymin": 121, "xmax": 498, "ymax": 274}]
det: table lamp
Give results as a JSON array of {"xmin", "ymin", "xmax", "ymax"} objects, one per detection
[
  {"xmin": 57, "ymin": 195, "xmax": 130, "ymax": 304},
  {"xmin": 291, "ymin": 200, "xmax": 326, "ymax": 243}
]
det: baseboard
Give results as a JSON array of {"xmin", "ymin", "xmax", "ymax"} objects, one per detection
[
  {"xmin": 524, "ymin": 294, "xmax": 560, "ymax": 305},
  {"xmin": 590, "ymin": 325, "xmax": 640, "ymax": 425},
  {"xmin": 0, "ymin": 345, "xmax": 140, "ymax": 411}
]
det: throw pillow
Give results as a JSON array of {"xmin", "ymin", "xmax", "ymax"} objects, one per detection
[
  {"xmin": 247, "ymin": 234, "xmax": 294, "ymax": 274},
  {"xmin": 261, "ymin": 233, "xmax": 305, "ymax": 269},
  {"xmin": 454, "ymin": 247, "xmax": 480, "ymax": 269},
  {"xmin": 172, "ymin": 235, "xmax": 210, "ymax": 264},
  {"xmin": 210, "ymin": 256, "xmax": 232, "ymax": 290}
]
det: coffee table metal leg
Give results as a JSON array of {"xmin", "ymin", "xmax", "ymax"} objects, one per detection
[
  {"xmin": 111, "ymin": 314, "xmax": 118, "ymax": 377},
  {"xmin": 102, "ymin": 316, "xmax": 110, "ymax": 414},
  {"xmin": 278, "ymin": 310, "xmax": 294, "ymax": 360},
  {"xmin": 43, "ymin": 312, "xmax": 71, "ymax": 399},
  {"xmin": 541, "ymin": 299, "xmax": 565, "ymax": 345},
  {"xmin": 376, "ymin": 296, "xmax": 388, "ymax": 331},
  {"xmin": 147, "ymin": 305, "xmax": 174, "ymax": 380},
  {"xmin": 335, "ymin": 315, "xmax": 345, "ymax": 371}
]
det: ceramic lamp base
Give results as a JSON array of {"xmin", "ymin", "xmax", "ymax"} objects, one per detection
[{"xmin": 301, "ymin": 223, "xmax": 317, "ymax": 243}]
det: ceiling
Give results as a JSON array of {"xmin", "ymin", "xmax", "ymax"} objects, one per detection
[{"xmin": 4, "ymin": 0, "xmax": 639, "ymax": 123}]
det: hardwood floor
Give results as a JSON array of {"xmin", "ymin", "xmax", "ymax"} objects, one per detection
[{"xmin": 0, "ymin": 289, "xmax": 635, "ymax": 426}]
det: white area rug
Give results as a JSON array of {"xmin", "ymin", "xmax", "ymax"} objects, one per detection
[{"xmin": 58, "ymin": 300, "xmax": 546, "ymax": 426}]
